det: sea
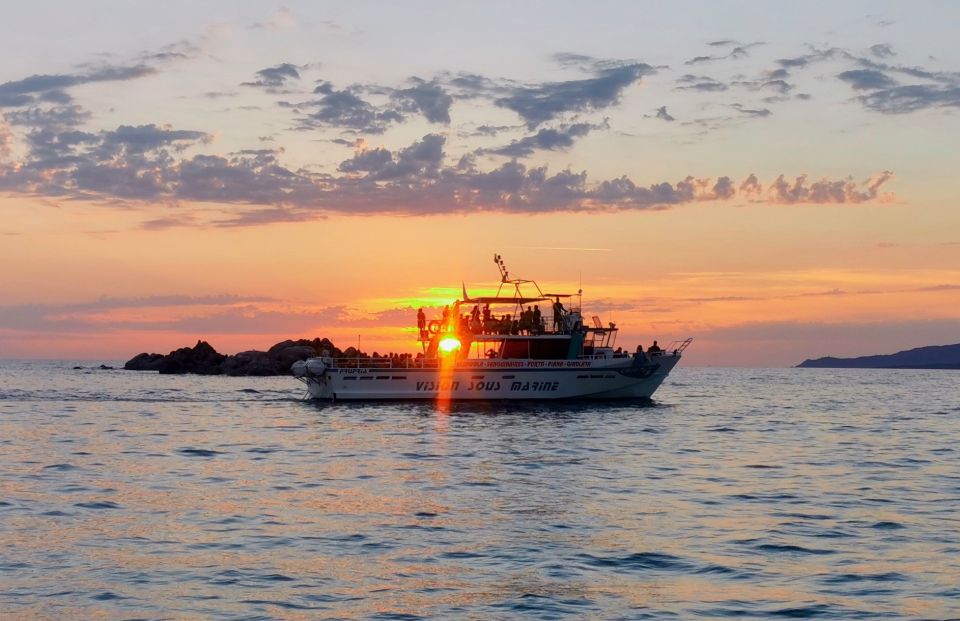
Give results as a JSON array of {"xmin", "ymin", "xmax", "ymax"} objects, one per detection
[{"xmin": 1, "ymin": 360, "xmax": 959, "ymax": 620}]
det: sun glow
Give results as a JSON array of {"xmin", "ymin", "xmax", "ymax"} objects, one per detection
[{"xmin": 438, "ymin": 336, "xmax": 461, "ymax": 354}]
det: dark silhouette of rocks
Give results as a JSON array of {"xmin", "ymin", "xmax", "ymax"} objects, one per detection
[
  {"xmin": 798, "ymin": 343, "xmax": 960, "ymax": 369},
  {"xmin": 123, "ymin": 337, "xmax": 353, "ymax": 376},
  {"xmin": 157, "ymin": 340, "xmax": 227, "ymax": 375},
  {"xmin": 124, "ymin": 353, "xmax": 166, "ymax": 371}
]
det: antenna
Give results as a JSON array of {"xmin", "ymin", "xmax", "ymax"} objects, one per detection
[{"xmin": 494, "ymin": 253, "xmax": 509, "ymax": 282}]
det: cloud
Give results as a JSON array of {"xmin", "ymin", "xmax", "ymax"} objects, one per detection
[
  {"xmin": 835, "ymin": 54, "xmax": 960, "ymax": 113},
  {"xmin": 338, "ymin": 133, "xmax": 444, "ymax": 180},
  {"xmin": 675, "ymin": 74, "xmax": 728, "ymax": 92},
  {"xmin": 776, "ymin": 46, "xmax": 848, "ymax": 69},
  {"xmin": 856, "ymin": 84, "xmax": 960, "ymax": 113},
  {"xmin": 837, "ymin": 69, "xmax": 898, "ymax": 90},
  {"xmin": 242, "ymin": 63, "xmax": 302, "ymax": 91},
  {"xmin": 0, "ymin": 64, "xmax": 156, "ymax": 107},
  {"xmin": 870, "ymin": 43, "xmax": 895, "ymax": 59},
  {"xmin": 3, "ymin": 104, "xmax": 91, "ymax": 130},
  {"xmin": 494, "ymin": 58, "xmax": 656, "ymax": 128},
  {"xmin": 685, "ymin": 41, "xmax": 764, "ymax": 64},
  {"xmin": 391, "ymin": 79, "xmax": 453, "ymax": 124},
  {"xmin": 730, "ymin": 103, "xmax": 771, "ymax": 117},
  {"xmin": 0, "ymin": 125, "xmax": 896, "ymax": 222},
  {"xmin": 655, "ymin": 106, "xmax": 675, "ymax": 122},
  {"xmin": 295, "ymin": 82, "xmax": 404, "ymax": 133},
  {"xmin": 0, "ymin": 294, "xmax": 278, "ymax": 333},
  {"xmin": 481, "ymin": 122, "xmax": 599, "ymax": 157},
  {"xmin": 0, "ymin": 112, "xmax": 12, "ymax": 159},
  {"xmin": 767, "ymin": 171, "xmax": 893, "ymax": 204}
]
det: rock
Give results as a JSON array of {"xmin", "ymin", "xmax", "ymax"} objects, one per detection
[
  {"xmin": 271, "ymin": 345, "xmax": 318, "ymax": 369},
  {"xmin": 157, "ymin": 340, "xmax": 227, "ymax": 375},
  {"xmin": 99, "ymin": 364, "xmax": 114, "ymax": 370},
  {"xmin": 123, "ymin": 336, "xmax": 362, "ymax": 376},
  {"xmin": 221, "ymin": 350, "xmax": 278, "ymax": 376},
  {"xmin": 124, "ymin": 352, "xmax": 165, "ymax": 371}
]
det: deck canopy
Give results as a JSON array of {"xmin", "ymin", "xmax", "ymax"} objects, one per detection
[{"xmin": 461, "ymin": 296, "xmax": 552, "ymax": 305}]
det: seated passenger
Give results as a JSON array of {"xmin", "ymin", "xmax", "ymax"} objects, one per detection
[{"xmin": 648, "ymin": 340, "xmax": 662, "ymax": 355}]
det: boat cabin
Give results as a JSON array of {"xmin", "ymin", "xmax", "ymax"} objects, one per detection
[{"xmin": 418, "ymin": 255, "xmax": 623, "ymax": 362}]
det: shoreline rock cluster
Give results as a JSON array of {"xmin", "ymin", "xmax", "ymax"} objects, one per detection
[{"xmin": 124, "ymin": 338, "xmax": 365, "ymax": 376}]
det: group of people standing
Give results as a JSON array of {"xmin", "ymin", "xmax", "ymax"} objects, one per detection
[{"xmin": 416, "ymin": 298, "xmax": 569, "ymax": 339}]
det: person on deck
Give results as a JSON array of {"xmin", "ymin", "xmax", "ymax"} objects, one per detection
[
  {"xmin": 532, "ymin": 305, "xmax": 542, "ymax": 334},
  {"xmin": 648, "ymin": 340, "xmax": 662, "ymax": 355},
  {"xmin": 552, "ymin": 297, "xmax": 566, "ymax": 333},
  {"xmin": 417, "ymin": 308, "xmax": 427, "ymax": 339}
]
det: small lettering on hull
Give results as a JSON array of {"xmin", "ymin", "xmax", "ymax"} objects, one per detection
[
  {"xmin": 416, "ymin": 380, "xmax": 460, "ymax": 391},
  {"xmin": 415, "ymin": 380, "xmax": 503, "ymax": 392},
  {"xmin": 510, "ymin": 381, "xmax": 560, "ymax": 392}
]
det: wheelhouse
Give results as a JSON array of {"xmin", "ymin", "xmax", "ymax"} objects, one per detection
[{"xmin": 418, "ymin": 254, "xmax": 625, "ymax": 362}]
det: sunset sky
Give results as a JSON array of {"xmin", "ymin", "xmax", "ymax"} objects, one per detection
[{"xmin": 1, "ymin": 1, "xmax": 958, "ymax": 366}]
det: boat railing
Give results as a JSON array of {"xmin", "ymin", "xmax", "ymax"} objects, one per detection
[
  {"xmin": 662, "ymin": 338, "xmax": 694, "ymax": 356},
  {"xmin": 325, "ymin": 357, "xmax": 440, "ymax": 369}
]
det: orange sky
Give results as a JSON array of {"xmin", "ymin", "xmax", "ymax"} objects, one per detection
[
  {"xmin": 1, "ymin": 3, "xmax": 958, "ymax": 365},
  {"xmin": 2, "ymin": 193, "xmax": 958, "ymax": 366}
]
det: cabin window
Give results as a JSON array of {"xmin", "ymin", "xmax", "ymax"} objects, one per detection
[{"xmin": 500, "ymin": 337, "xmax": 570, "ymax": 359}]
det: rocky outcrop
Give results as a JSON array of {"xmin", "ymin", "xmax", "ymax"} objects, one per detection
[
  {"xmin": 124, "ymin": 352, "xmax": 166, "ymax": 371},
  {"xmin": 157, "ymin": 340, "xmax": 227, "ymax": 375},
  {"xmin": 123, "ymin": 337, "xmax": 350, "ymax": 376},
  {"xmin": 798, "ymin": 343, "xmax": 960, "ymax": 369}
]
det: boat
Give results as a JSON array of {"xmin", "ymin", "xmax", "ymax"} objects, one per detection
[{"xmin": 292, "ymin": 255, "xmax": 691, "ymax": 401}]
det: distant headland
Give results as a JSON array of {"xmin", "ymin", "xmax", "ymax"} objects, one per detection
[
  {"xmin": 797, "ymin": 343, "xmax": 960, "ymax": 369},
  {"xmin": 124, "ymin": 338, "xmax": 371, "ymax": 376}
]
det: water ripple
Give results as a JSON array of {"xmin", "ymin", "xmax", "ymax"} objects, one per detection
[{"xmin": 1, "ymin": 362, "xmax": 959, "ymax": 619}]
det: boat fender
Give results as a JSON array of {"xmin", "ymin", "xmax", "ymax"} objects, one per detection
[
  {"xmin": 427, "ymin": 320, "xmax": 441, "ymax": 335},
  {"xmin": 305, "ymin": 358, "xmax": 327, "ymax": 375},
  {"xmin": 290, "ymin": 360, "xmax": 308, "ymax": 377}
]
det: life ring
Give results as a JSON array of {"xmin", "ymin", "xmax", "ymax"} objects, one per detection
[{"xmin": 427, "ymin": 320, "xmax": 441, "ymax": 335}]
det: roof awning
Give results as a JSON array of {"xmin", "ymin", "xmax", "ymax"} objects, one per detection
[{"xmin": 461, "ymin": 296, "xmax": 550, "ymax": 305}]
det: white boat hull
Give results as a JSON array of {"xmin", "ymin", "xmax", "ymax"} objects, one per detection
[{"xmin": 296, "ymin": 355, "xmax": 680, "ymax": 401}]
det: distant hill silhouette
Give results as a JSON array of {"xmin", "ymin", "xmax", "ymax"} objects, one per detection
[{"xmin": 798, "ymin": 343, "xmax": 960, "ymax": 369}]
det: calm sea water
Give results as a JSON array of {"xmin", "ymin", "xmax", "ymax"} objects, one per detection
[{"xmin": 1, "ymin": 360, "xmax": 958, "ymax": 620}]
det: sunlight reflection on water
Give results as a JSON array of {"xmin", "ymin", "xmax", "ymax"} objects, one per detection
[{"xmin": 1, "ymin": 361, "xmax": 959, "ymax": 619}]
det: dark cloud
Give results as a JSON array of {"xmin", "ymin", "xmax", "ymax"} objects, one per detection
[
  {"xmin": 767, "ymin": 171, "xmax": 893, "ymax": 203},
  {"xmin": 391, "ymin": 79, "xmax": 453, "ymax": 124},
  {"xmin": 0, "ymin": 124, "xmax": 895, "ymax": 223},
  {"xmin": 837, "ymin": 69, "xmax": 898, "ymax": 90},
  {"xmin": 494, "ymin": 61, "xmax": 656, "ymax": 128},
  {"xmin": 0, "ymin": 64, "xmax": 156, "ymax": 107},
  {"xmin": 0, "ymin": 294, "xmax": 277, "ymax": 334},
  {"xmin": 870, "ymin": 43, "xmax": 895, "ymax": 59},
  {"xmin": 242, "ymin": 63, "xmax": 301, "ymax": 91},
  {"xmin": 3, "ymin": 104, "xmax": 91, "ymax": 130},
  {"xmin": 338, "ymin": 133, "xmax": 444, "ymax": 179},
  {"xmin": 675, "ymin": 74, "xmax": 728, "ymax": 92},
  {"xmin": 776, "ymin": 47, "xmax": 848, "ymax": 69},
  {"xmin": 686, "ymin": 41, "xmax": 764, "ymax": 65},
  {"xmin": 482, "ymin": 123, "xmax": 598, "ymax": 157},
  {"xmin": 655, "ymin": 106, "xmax": 675, "ymax": 122},
  {"xmin": 730, "ymin": 104, "xmax": 771, "ymax": 117},
  {"xmin": 296, "ymin": 82, "xmax": 404, "ymax": 133},
  {"xmin": 856, "ymin": 84, "xmax": 960, "ymax": 114}
]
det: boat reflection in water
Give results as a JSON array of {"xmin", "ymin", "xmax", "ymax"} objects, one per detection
[{"xmin": 293, "ymin": 255, "xmax": 691, "ymax": 401}]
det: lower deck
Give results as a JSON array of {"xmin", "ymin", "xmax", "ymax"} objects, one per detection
[{"xmin": 297, "ymin": 355, "xmax": 680, "ymax": 401}]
